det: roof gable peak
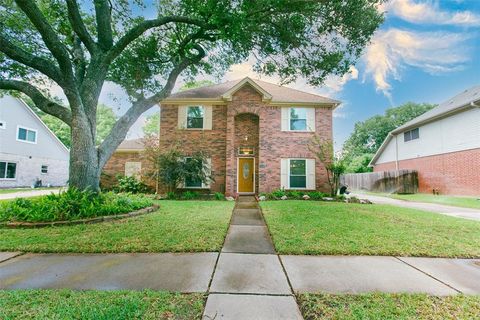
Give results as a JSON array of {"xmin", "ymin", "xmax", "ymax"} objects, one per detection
[{"xmin": 221, "ymin": 77, "xmax": 272, "ymax": 102}]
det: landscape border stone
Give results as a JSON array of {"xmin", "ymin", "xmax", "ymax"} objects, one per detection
[{"xmin": 3, "ymin": 205, "xmax": 159, "ymax": 229}]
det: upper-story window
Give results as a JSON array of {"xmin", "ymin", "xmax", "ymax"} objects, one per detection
[
  {"xmin": 282, "ymin": 107, "xmax": 315, "ymax": 132},
  {"xmin": 290, "ymin": 108, "xmax": 307, "ymax": 131},
  {"xmin": 41, "ymin": 165, "xmax": 48, "ymax": 174},
  {"xmin": 187, "ymin": 106, "xmax": 204, "ymax": 129},
  {"xmin": 404, "ymin": 128, "xmax": 419, "ymax": 142},
  {"xmin": 17, "ymin": 126, "xmax": 37, "ymax": 143}
]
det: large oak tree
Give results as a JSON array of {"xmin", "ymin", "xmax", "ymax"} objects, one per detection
[{"xmin": 0, "ymin": 0, "xmax": 383, "ymax": 191}]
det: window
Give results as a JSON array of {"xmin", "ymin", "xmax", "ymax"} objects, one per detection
[
  {"xmin": 184, "ymin": 157, "xmax": 203, "ymax": 188},
  {"xmin": 17, "ymin": 126, "xmax": 37, "ymax": 143},
  {"xmin": 289, "ymin": 159, "xmax": 306, "ymax": 188},
  {"xmin": 0, "ymin": 120, "xmax": 5, "ymax": 129},
  {"xmin": 289, "ymin": 108, "xmax": 307, "ymax": 131},
  {"xmin": 41, "ymin": 165, "xmax": 48, "ymax": 174},
  {"xmin": 187, "ymin": 106, "xmax": 204, "ymax": 129},
  {"xmin": 125, "ymin": 162, "xmax": 142, "ymax": 178},
  {"xmin": 404, "ymin": 128, "xmax": 419, "ymax": 142},
  {"xmin": 0, "ymin": 161, "xmax": 16, "ymax": 179}
]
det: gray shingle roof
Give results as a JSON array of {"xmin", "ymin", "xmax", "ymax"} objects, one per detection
[
  {"xmin": 164, "ymin": 77, "xmax": 340, "ymax": 105},
  {"xmin": 392, "ymin": 85, "xmax": 480, "ymax": 134},
  {"xmin": 117, "ymin": 138, "xmax": 144, "ymax": 151}
]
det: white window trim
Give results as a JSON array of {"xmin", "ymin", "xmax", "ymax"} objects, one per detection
[
  {"xmin": 288, "ymin": 158, "xmax": 307, "ymax": 189},
  {"xmin": 16, "ymin": 125, "xmax": 38, "ymax": 144},
  {"xmin": 0, "ymin": 161, "xmax": 18, "ymax": 180},
  {"xmin": 288, "ymin": 107, "xmax": 308, "ymax": 132},
  {"xmin": 186, "ymin": 105, "xmax": 205, "ymax": 130},
  {"xmin": 0, "ymin": 120, "xmax": 6, "ymax": 129},
  {"xmin": 404, "ymin": 128, "xmax": 420, "ymax": 143}
]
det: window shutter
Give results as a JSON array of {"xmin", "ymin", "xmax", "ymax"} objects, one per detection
[
  {"xmin": 203, "ymin": 106, "xmax": 213, "ymax": 130},
  {"xmin": 280, "ymin": 159, "xmax": 288, "ymax": 189},
  {"xmin": 281, "ymin": 108, "xmax": 289, "ymax": 131},
  {"xmin": 202, "ymin": 158, "xmax": 212, "ymax": 188},
  {"xmin": 306, "ymin": 108, "xmax": 316, "ymax": 132},
  {"xmin": 177, "ymin": 106, "xmax": 187, "ymax": 129},
  {"xmin": 306, "ymin": 159, "xmax": 316, "ymax": 190}
]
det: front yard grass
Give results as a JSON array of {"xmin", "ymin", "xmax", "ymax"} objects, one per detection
[
  {"xmin": 0, "ymin": 201, "xmax": 233, "ymax": 253},
  {"xmin": 261, "ymin": 201, "xmax": 480, "ymax": 257},
  {"xmin": 298, "ymin": 293, "xmax": 480, "ymax": 320},
  {"xmin": 0, "ymin": 289, "xmax": 205, "ymax": 320},
  {"xmin": 383, "ymin": 193, "xmax": 480, "ymax": 209}
]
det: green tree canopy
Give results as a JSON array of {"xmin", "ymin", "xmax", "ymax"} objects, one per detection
[
  {"xmin": 0, "ymin": 0, "xmax": 384, "ymax": 190},
  {"xmin": 342, "ymin": 102, "xmax": 436, "ymax": 172}
]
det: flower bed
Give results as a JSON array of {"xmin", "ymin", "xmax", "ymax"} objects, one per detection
[{"xmin": 0, "ymin": 189, "xmax": 154, "ymax": 223}]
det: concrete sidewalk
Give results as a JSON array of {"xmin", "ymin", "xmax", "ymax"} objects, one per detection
[
  {"xmin": 0, "ymin": 188, "xmax": 63, "ymax": 201},
  {"xmin": 354, "ymin": 193, "xmax": 480, "ymax": 221}
]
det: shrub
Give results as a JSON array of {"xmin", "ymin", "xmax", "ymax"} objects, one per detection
[
  {"xmin": 286, "ymin": 190, "xmax": 303, "ymax": 200},
  {"xmin": 307, "ymin": 191, "xmax": 329, "ymax": 200},
  {"xmin": 114, "ymin": 176, "xmax": 148, "ymax": 194},
  {"xmin": 166, "ymin": 191, "xmax": 177, "ymax": 200},
  {"xmin": 271, "ymin": 189, "xmax": 286, "ymax": 199},
  {"xmin": 181, "ymin": 191, "xmax": 199, "ymax": 200},
  {"xmin": 214, "ymin": 192, "xmax": 225, "ymax": 201},
  {"xmin": 0, "ymin": 188, "xmax": 153, "ymax": 223}
]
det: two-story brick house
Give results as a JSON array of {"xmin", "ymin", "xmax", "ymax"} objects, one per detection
[{"xmin": 159, "ymin": 77, "xmax": 339, "ymax": 196}]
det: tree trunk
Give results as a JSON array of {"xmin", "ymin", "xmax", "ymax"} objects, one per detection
[{"xmin": 68, "ymin": 114, "xmax": 101, "ymax": 191}]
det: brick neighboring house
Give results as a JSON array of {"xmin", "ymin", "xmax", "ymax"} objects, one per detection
[
  {"xmin": 370, "ymin": 85, "xmax": 480, "ymax": 196},
  {"xmin": 159, "ymin": 77, "xmax": 340, "ymax": 196},
  {"xmin": 101, "ymin": 138, "xmax": 148, "ymax": 189}
]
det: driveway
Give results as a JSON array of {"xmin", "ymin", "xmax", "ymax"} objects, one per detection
[
  {"xmin": 353, "ymin": 193, "xmax": 480, "ymax": 221},
  {"xmin": 0, "ymin": 188, "xmax": 63, "ymax": 201}
]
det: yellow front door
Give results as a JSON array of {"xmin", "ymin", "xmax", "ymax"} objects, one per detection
[{"xmin": 238, "ymin": 158, "xmax": 254, "ymax": 193}]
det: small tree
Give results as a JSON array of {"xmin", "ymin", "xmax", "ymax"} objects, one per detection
[
  {"xmin": 143, "ymin": 138, "xmax": 211, "ymax": 193},
  {"xmin": 309, "ymin": 135, "xmax": 346, "ymax": 197}
]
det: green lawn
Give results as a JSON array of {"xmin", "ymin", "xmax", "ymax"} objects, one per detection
[
  {"xmin": 0, "ymin": 201, "xmax": 233, "ymax": 253},
  {"xmin": 298, "ymin": 293, "xmax": 480, "ymax": 320},
  {"xmin": 0, "ymin": 290, "xmax": 205, "ymax": 320},
  {"xmin": 380, "ymin": 193, "xmax": 480, "ymax": 210},
  {"xmin": 261, "ymin": 201, "xmax": 480, "ymax": 257}
]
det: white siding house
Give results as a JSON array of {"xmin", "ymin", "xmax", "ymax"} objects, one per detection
[
  {"xmin": 0, "ymin": 96, "xmax": 69, "ymax": 188},
  {"xmin": 370, "ymin": 85, "xmax": 480, "ymax": 195}
]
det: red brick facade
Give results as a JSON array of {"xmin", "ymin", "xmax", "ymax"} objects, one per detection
[
  {"xmin": 159, "ymin": 83, "xmax": 333, "ymax": 196},
  {"xmin": 101, "ymin": 151, "xmax": 153, "ymax": 190},
  {"xmin": 373, "ymin": 148, "xmax": 480, "ymax": 196}
]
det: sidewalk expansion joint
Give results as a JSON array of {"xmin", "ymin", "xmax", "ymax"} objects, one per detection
[
  {"xmin": 395, "ymin": 256, "xmax": 463, "ymax": 294},
  {"xmin": 0, "ymin": 252, "xmax": 25, "ymax": 265},
  {"xmin": 208, "ymin": 291, "xmax": 294, "ymax": 297}
]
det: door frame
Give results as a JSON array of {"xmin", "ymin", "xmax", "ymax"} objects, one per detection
[{"xmin": 236, "ymin": 157, "xmax": 255, "ymax": 194}]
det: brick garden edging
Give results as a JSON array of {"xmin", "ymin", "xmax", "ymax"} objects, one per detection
[{"xmin": 3, "ymin": 205, "xmax": 159, "ymax": 229}]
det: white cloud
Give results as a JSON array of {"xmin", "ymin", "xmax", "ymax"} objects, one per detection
[
  {"xmin": 383, "ymin": 0, "xmax": 480, "ymax": 26},
  {"xmin": 363, "ymin": 28, "xmax": 471, "ymax": 100}
]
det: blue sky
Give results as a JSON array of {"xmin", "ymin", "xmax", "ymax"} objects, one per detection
[{"xmin": 94, "ymin": 0, "xmax": 480, "ymax": 150}]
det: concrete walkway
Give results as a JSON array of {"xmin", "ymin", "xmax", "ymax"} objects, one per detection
[
  {"xmin": 204, "ymin": 196, "xmax": 302, "ymax": 319},
  {"xmin": 353, "ymin": 192, "xmax": 480, "ymax": 221},
  {"xmin": 0, "ymin": 188, "xmax": 63, "ymax": 201}
]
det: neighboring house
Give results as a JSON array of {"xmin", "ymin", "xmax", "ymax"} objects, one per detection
[
  {"xmin": 0, "ymin": 95, "xmax": 69, "ymax": 188},
  {"xmin": 159, "ymin": 77, "xmax": 339, "ymax": 196},
  {"xmin": 101, "ymin": 138, "xmax": 147, "ymax": 188},
  {"xmin": 370, "ymin": 85, "xmax": 480, "ymax": 196}
]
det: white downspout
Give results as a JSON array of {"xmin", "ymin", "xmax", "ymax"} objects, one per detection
[{"xmin": 395, "ymin": 134, "xmax": 399, "ymax": 171}]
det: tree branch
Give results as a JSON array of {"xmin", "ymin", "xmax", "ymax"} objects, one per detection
[
  {"xmin": 98, "ymin": 46, "xmax": 205, "ymax": 167},
  {"xmin": 14, "ymin": 0, "xmax": 75, "ymax": 82},
  {"xmin": 0, "ymin": 32, "xmax": 63, "ymax": 83},
  {"xmin": 0, "ymin": 79, "xmax": 72, "ymax": 124},
  {"xmin": 65, "ymin": 0, "xmax": 97, "ymax": 54},
  {"xmin": 105, "ymin": 16, "xmax": 207, "ymax": 63},
  {"xmin": 93, "ymin": 0, "xmax": 113, "ymax": 50}
]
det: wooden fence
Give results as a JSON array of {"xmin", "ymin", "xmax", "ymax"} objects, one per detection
[{"xmin": 340, "ymin": 170, "xmax": 418, "ymax": 194}]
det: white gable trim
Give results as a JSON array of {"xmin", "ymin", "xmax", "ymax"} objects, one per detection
[
  {"xmin": 221, "ymin": 77, "xmax": 272, "ymax": 102},
  {"xmin": 16, "ymin": 98, "xmax": 70, "ymax": 154}
]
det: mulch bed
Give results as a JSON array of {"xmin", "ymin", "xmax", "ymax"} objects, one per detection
[{"xmin": 2, "ymin": 205, "xmax": 159, "ymax": 229}]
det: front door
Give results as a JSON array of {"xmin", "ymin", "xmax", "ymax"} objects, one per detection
[{"xmin": 238, "ymin": 158, "xmax": 254, "ymax": 193}]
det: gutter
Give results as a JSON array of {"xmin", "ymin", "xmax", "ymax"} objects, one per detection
[{"xmin": 471, "ymin": 101, "xmax": 480, "ymax": 108}]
